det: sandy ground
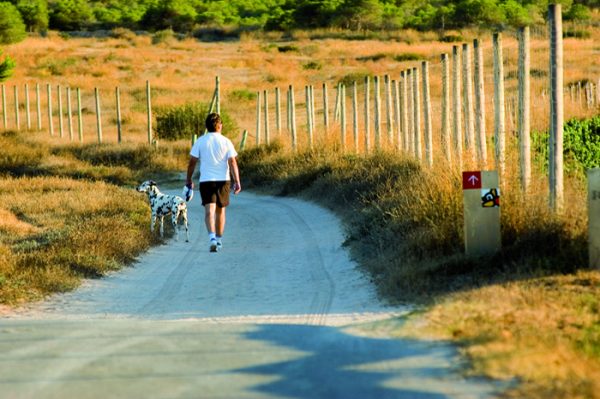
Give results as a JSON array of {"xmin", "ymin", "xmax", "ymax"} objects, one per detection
[
  {"xmin": 7, "ymin": 191, "xmax": 401, "ymax": 324},
  {"xmin": 0, "ymin": 191, "xmax": 509, "ymax": 398}
]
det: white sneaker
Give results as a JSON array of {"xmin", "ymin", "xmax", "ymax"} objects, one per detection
[
  {"xmin": 209, "ymin": 239, "xmax": 218, "ymax": 252},
  {"xmin": 216, "ymin": 241, "xmax": 222, "ymax": 251}
]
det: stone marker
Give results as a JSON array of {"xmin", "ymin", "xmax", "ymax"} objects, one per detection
[{"xmin": 463, "ymin": 170, "xmax": 501, "ymax": 256}]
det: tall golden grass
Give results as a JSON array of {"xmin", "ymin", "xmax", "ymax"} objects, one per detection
[
  {"xmin": 1, "ymin": 25, "xmax": 598, "ymax": 151},
  {"xmin": 0, "ymin": 24, "xmax": 598, "ymax": 397}
]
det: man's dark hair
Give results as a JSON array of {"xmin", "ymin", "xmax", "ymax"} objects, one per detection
[{"xmin": 205, "ymin": 113, "xmax": 222, "ymax": 132}]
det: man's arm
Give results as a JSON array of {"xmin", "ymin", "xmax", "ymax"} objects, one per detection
[
  {"xmin": 228, "ymin": 157, "xmax": 241, "ymax": 194},
  {"xmin": 186, "ymin": 156, "xmax": 198, "ymax": 188}
]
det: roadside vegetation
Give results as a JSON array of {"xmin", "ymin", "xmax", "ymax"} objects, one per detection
[
  {"xmin": 237, "ymin": 112, "xmax": 599, "ymax": 398},
  {"xmin": 0, "ymin": 129, "xmax": 189, "ymax": 305},
  {"xmin": 0, "ymin": 13, "xmax": 598, "ymax": 398}
]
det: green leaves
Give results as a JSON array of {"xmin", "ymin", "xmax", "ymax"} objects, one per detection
[
  {"xmin": 532, "ymin": 116, "xmax": 600, "ymax": 179},
  {"xmin": 0, "ymin": 50, "xmax": 15, "ymax": 82},
  {"xmin": 0, "ymin": 2, "xmax": 26, "ymax": 44}
]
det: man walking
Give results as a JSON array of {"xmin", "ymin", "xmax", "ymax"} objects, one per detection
[{"xmin": 186, "ymin": 113, "xmax": 241, "ymax": 252}]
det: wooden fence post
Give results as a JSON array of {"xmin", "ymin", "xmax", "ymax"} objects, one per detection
[
  {"xmin": 36, "ymin": 83, "xmax": 42, "ymax": 131},
  {"xmin": 146, "ymin": 80, "xmax": 152, "ymax": 144},
  {"xmin": 47, "ymin": 84, "xmax": 54, "ymax": 136},
  {"xmin": 115, "ymin": 87, "xmax": 122, "ymax": 143},
  {"xmin": 215, "ymin": 76, "xmax": 220, "ymax": 114},
  {"xmin": 412, "ymin": 67, "xmax": 421, "ymax": 161},
  {"xmin": 474, "ymin": 39, "xmax": 487, "ymax": 167},
  {"xmin": 393, "ymin": 79, "xmax": 401, "ymax": 151},
  {"xmin": 25, "ymin": 84, "xmax": 30, "ymax": 130},
  {"xmin": 255, "ymin": 91, "xmax": 261, "ymax": 145},
  {"xmin": 323, "ymin": 83, "xmax": 329, "ymax": 129},
  {"xmin": 400, "ymin": 70, "xmax": 409, "ymax": 153},
  {"xmin": 462, "ymin": 43, "xmax": 475, "ymax": 161},
  {"xmin": 94, "ymin": 87, "xmax": 102, "ymax": 143},
  {"xmin": 352, "ymin": 81, "xmax": 359, "ymax": 152},
  {"xmin": 493, "ymin": 33, "xmax": 506, "ymax": 180},
  {"xmin": 452, "ymin": 46, "xmax": 463, "ymax": 170},
  {"xmin": 374, "ymin": 76, "xmax": 381, "ymax": 149},
  {"xmin": 275, "ymin": 87, "xmax": 281, "ymax": 135},
  {"xmin": 441, "ymin": 53, "xmax": 452, "ymax": 164},
  {"xmin": 549, "ymin": 4, "xmax": 564, "ymax": 212},
  {"xmin": 67, "ymin": 87, "xmax": 73, "ymax": 141},
  {"xmin": 364, "ymin": 76, "xmax": 371, "ymax": 153},
  {"xmin": 57, "ymin": 85, "xmax": 64, "ymax": 137},
  {"xmin": 518, "ymin": 27, "xmax": 531, "ymax": 193},
  {"xmin": 306, "ymin": 86, "xmax": 314, "ymax": 148},
  {"xmin": 340, "ymin": 84, "xmax": 347, "ymax": 150},
  {"xmin": 310, "ymin": 85, "xmax": 315, "ymax": 133},
  {"xmin": 422, "ymin": 61, "xmax": 433, "ymax": 166},
  {"xmin": 334, "ymin": 83, "xmax": 340, "ymax": 122},
  {"xmin": 1, "ymin": 85, "xmax": 6, "ymax": 129},
  {"xmin": 290, "ymin": 85, "xmax": 297, "ymax": 150},
  {"xmin": 240, "ymin": 129, "xmax": 248, "ymax": 150},
  {"xmin": 77, "ymin": 88, "xmax": 83, "ymax": 142},
  {"xmin": 13, "ymin": 85, "xmax": 19, "ymax": 131},
  {"xmin": 406, "ymin": 69, "xmax": 414, "ymax": 154},
  {"xmin": 385, "ymin": 74, "xmax": 394, "ymax": 146},
  {"xmin": 264, "ymin": 89, "xmax": 270, "ymax": 144},
  {"xmin": 287, "ymin": 87, "xmax": 291, "ymax": 132}
]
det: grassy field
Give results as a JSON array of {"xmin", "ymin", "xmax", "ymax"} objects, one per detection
[{"xmin": 1, "ymin": 23, "xmax": 599, "ymax": 398}]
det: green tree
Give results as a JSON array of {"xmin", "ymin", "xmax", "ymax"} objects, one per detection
[
  {"xmin": 0, "ymin": 49, "xmax": 15, "ymax": 81},
  {"xmin": 335, "ymin": 0, "xmax": 384, "ymax": 30},
  {"xmin": 49, "ymin": 0, "xmax": 94, "ymax": 31},
  {"xmin": 564, "ymin": 3, "xmax": 592, "ymax": 21},
  {"xmin": 15, "ymin": 0, "xmax": 49, "ymax": 32},
  {"xmin": 0, "ymin": 2, "xmax": 26, "ymax": 43},
  {"xmin": 141, "ymin": 0, "xmax": 198, "ymax": 32}
]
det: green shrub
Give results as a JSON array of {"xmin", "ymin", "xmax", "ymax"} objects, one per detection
[
  {"xmin": 0, "ymin": 2, "xmax": 27, "ymax": 44},
  {"xmin": 356, "ymin": 53, "xmax": 386, "ymax": 62},
  {"xmin": 277, "ymin": 44, "xmax": 298, "ymax": 53},
  {"xmin": 532, "ymin": 116, "xmax": 600, "ymax": 178},
  {"xmin": 563, "ymin": 29, "xmax": 591, "ymax": 39},
  {"xmin": 337, "ymin": 72, "xmax": 372, "ymax": 86},
  {"xmin": 393, "ymin": 53, "xmax": 422, "ymax": 62},
  {"xmin": 302, "ymin": 61, "xmax": 322, "ymax": 70},
  {"xmin": 154, "ymin": 102, "xmax": 238, "ymax": 141},
  {"xmin": 440, "ymin": 34, "xmax": 463, "ymax": 43},
  {"xmin": 229, "ymin": 89, "xmax": 256, "ymax": 102}
]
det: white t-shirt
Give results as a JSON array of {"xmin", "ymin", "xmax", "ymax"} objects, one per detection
[{"xmin": 190, "ymin": 132, "xmax": 238, "ymax": 182}]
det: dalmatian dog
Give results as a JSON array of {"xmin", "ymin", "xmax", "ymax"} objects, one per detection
[{"xmin": 136, "ymin": 180, "xmax": 189, "ymax": 242}]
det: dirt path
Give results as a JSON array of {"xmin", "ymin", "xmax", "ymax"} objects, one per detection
[{"xmin": 0, "ymin": 191, "xmax": 507, "ymax": 398}]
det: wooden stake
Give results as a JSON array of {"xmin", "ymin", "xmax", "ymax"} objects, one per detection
[
  {"xmin": 441, "ymin": 54, "xmax": 452, "ymax": 164},
  {"xmin": 493, "ymin": 33, "xmax": 506, "ymax": 180},
  {"xmin": 452, "ymin": 46, "xmax": 463, "ymax": 170},
  {"xmin": 517, "ymin": 27, "xmax": 531, "ymax": 193},
  {"xmin": 549, "ymin": 4, "xmax": 564, "ymax": 212},
  {"xmin": 422, "ymin": 62, "xmax": 433, "ymax": 166}
]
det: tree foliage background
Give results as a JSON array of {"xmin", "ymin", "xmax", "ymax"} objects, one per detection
[{"xmin": 0, "ymin": 0, "xmax": 595, "ymax": 45}]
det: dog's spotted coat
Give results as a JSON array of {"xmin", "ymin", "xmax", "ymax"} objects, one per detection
[{"xmin": 137, "ymin": 180, "xmax": 189, "ymax": 242}]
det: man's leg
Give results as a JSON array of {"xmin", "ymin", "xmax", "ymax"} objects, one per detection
[
  {"xmin": 215, "ymin": 206, "xmax": 226, "ymax": 237},
  {"xmin": 204, "ymin": 203, "xmax": 216, "ymax": 236}
]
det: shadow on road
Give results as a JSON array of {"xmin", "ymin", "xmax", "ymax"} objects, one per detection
[{"xmin": 235, "ymin": 323, "xmax": 508, "ymax": 399}]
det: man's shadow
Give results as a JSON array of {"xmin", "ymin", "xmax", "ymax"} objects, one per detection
[{"xmin": 234, "ymin": 323, "xmax": 510, "ymax": 399}]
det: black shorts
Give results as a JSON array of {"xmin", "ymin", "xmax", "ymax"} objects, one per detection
[{"xmin": 199, "ymin": 181, "xmax": 230, "ymax": 207}]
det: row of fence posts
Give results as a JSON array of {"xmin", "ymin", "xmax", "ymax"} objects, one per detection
[
  {"xmin": 250, "ymin": 5, "xmax": 595, "ymax": 212},
  {"xmin": 0, "ymin": 81, "xmax": 156, "ymax": 145}
]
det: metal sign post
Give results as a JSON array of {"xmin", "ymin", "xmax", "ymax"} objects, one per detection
[
  {"xmin": 589, "ymin": 168, "xmax": 600, "ymax": 268},
  {"xmin": 463, "ymin": 170, "xmax": 502, "ymax": 256}
]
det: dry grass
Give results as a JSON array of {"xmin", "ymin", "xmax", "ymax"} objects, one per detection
[
  {"xmin": 1, "ymin": 25, "xmax": 599, "ymax": 397},
  {"xmin": 0, "ymin": 176, "xmax": 155, "ymax": 305},
  {"xmin": 2, "ymin": 26, "xmax": 598, "ymax": 149}
]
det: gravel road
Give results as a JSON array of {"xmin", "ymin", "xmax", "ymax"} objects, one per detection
[{"xmin": 0, "ymin": 191, "xmax": 507, "ymax": 398}]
